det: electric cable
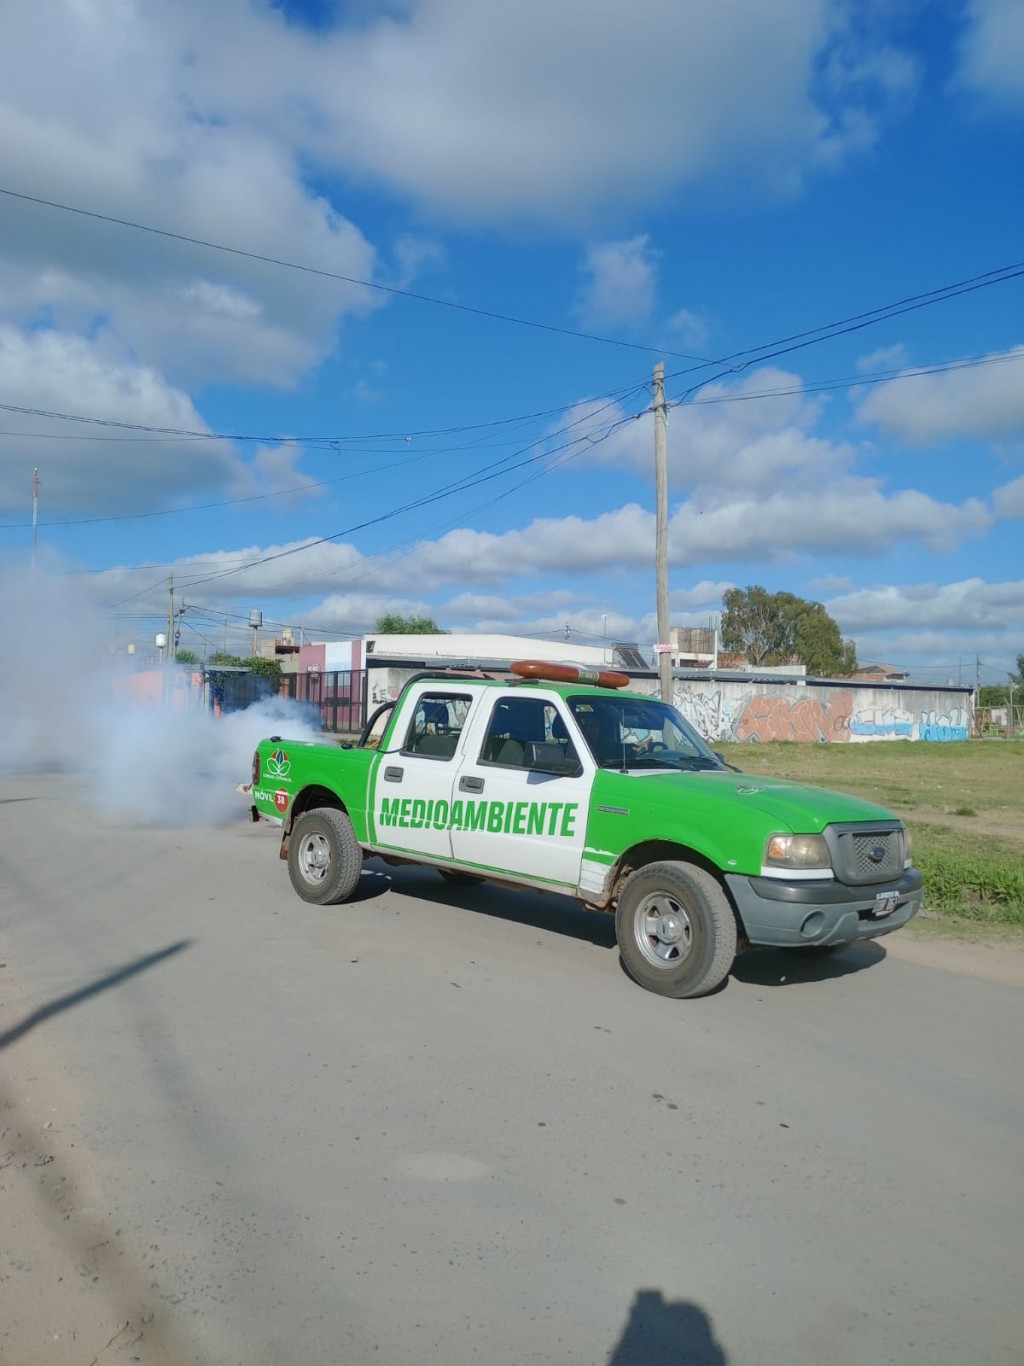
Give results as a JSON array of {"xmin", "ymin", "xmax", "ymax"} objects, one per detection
[{"xmin": 0, "ymin": 186, "xmax": 712, "ymax": 362}]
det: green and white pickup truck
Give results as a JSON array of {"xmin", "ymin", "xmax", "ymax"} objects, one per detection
[{"xmin": 251, "ymin": 661, "xmax": 923, "ymax": 998}]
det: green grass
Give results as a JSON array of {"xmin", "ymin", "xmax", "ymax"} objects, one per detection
[
  {"xmin": 910, "ymin": 825, "xmax": 1024, "ymax": 926},
  {"xmin": 716, "ymin": 740, "xmax": 1024, "ymax": 930}
]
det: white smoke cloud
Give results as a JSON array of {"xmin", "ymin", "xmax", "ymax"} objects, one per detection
[{"xmin": 0, "ymin": 564, "xmax": 319, "ymax": 826}]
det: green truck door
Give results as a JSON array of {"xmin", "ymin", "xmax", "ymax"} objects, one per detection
[
  {"xmin": 369, "ymin": 688, "xmax": 472, "ymax": 862},
  {"xmin": 448, "ymin": 691, "xmax": 595, "ymax": 891}
]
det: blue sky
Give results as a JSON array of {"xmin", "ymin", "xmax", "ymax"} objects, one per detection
[{"xmin": 0, "ymin": 0, "xmax": 1021, "ymax": 682}]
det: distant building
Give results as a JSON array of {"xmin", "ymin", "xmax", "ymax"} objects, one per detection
[
  {"xmin": 259, "ymin": 626, "xmax": 301, "ymax": 669},
  {"xmin": 852, "ymin": 662, "xmax": 910, "ymax": 684},
  {"xmin": 669, "ymin": 626, "xmax": 718, "ymax": 670}
]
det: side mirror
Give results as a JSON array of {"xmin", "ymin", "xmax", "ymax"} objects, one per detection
[{"xmin": 525, "ymin": 741, "xmax": 582, "ymax": 777}]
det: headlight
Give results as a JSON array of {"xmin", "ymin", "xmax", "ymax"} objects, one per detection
[
  {"xmin": 764, "ymin": 833, "xmax": 832, "ymax": 871},
  {"xmin": 903, "ymin": 826, "xmax": 913, "ymax": 868}
]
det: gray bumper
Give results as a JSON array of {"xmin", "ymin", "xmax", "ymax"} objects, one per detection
[{"xmin": 724, "ymin": 868, "xmax": 924, "ymax": 948}]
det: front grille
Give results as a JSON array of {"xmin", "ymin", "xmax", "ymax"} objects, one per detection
[{"xmin": 826, "ymin": 823, "xmax": 904, "ymax": 886}]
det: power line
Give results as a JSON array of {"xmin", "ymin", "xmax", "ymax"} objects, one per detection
[
  {"xmin": 10, "ymin": 343, "xmax": 1021, "ymax": 535},
  {"xmin": 2, "ymin": 258, "xmax": 1019, "ymax": 456},
  {"xmin": 174, "ymin": 398, "xmax": 646, "ymax": 592},
  {"xmin": 670, "ymin": 345, "xmax": 1024, "ymax": 411},
  {"xmin": 0, "ymin": 185, "xmax": 711, "ymax": 361},
  {"xmin": 663, "ymin": 260, "xmax": 1024, "ymax": 398},
  {"xmin": 0, "ymin": 375, "xmax": 646, "ymax": 444}
]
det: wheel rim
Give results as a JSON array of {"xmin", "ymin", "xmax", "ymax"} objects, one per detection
[
  {"xmin": 297, "ymin": 831, "xmax": 332, "ymax": 885},
  {"xmin": 632, "ymin": 890, "xmax": 694, "ymax": 969}
]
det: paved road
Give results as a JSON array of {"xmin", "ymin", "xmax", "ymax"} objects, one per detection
[{"xmin": 1, "ymin": 772, "xmax": 1021, "ymax": 1366}]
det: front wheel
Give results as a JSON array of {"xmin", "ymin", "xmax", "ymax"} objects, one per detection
[
  {"xmin": 615, "ymin": 861, "xmax": 737, "ymax": 998},
  {"xmin": 288, "ymin": 807, "xmax": 363, "ymax": 905}
]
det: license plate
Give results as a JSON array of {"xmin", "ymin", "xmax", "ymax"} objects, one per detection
[{"xmin": 873, "ymin": 891, "xmax": 900, "ymax": 918}]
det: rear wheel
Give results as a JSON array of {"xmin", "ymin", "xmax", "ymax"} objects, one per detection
[
  {"xmin": 288, "ymin": 807, "xmax": 363, "ymax": 905},
  {"xmin": 615, "ymin": 861, "xmax": 737, "ymax": 998}
]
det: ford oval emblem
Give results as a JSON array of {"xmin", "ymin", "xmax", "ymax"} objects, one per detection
[{"xmin": 869, "ymin": 844, "xmax": 886, "ymax": 863}]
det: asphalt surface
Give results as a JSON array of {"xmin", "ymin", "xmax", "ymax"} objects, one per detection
[{"xmin": 1, "ymin": 771, "xmax": 1021, "ymax": 1366}]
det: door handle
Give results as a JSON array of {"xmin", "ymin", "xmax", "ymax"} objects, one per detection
[
  {"xmin": 384, "ymin": 766, "xmax": 404, "ymax": 782},
  {"xmin": 459, "ymin": 775, "xmax": 484, "ymax": 793}
]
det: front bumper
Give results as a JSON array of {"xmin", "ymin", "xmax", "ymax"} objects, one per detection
[{"xmin": 724, "ymin": 868, "xmax": 924, "ymax": 948}]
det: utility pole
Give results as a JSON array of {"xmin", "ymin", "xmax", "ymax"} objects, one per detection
[
  {"xmin": 166, "ymin": 573, "xmax": 175, "ymax": 663},
  {"xmin": 653, "ymin": 362, "xmax": 672, "ymax": 704},
  {"xmin": 1009, "ymin": 676, "xmax": 1017, "ymax": 741},
  {"xmin": 31, "ymin": 469, "xmax": 39, "ymax": 574}
]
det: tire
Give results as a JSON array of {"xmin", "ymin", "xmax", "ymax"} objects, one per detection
[
  {"xmin": 615, "ymin": 861, "xmax": 737, "ymax": 999},
  {"xmin": 288, "ymin": 807, "xmax": 364, "ymax": 906}
]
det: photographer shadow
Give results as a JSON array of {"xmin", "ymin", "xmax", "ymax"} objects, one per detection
[{"xmin": 609, "ymin": 1289, "xmax": 726, "ymax": 1365}]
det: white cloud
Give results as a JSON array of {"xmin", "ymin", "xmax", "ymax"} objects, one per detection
[
  {"xmin": 0, "ymin": 0, "xmax": 921, "ymax": 412},
  {"xmin": 994, "ymin": 473, "xmax": 1024, "ymax": 518},
  {"xmin": 564, "ymin": 368, "xmax": 845, "ymax": 495},
  {"xmin": 819, "ymin": 577, "xmax": 1024, "ymax": 682},
  {"xmin": 443, "ymin": 592, "xmax": 523, "ymax": 621},
  {"xmin": 667, "ymin": 485, "xmax": 990, "ymax": 562},
  {"xmin": 855, "ymin": 348, "xmax": 1024, "ymax": 443},
  {"xmin": 666, "ymin": 308, "xmax": 712, "ymax": 355},
  {"xmin": 86, "ymin": 0, "xmax": 915, "ymax": 229},
  {"xmin": 0, "ymin": 325, "xmax": 244, "ymax": 514},
  {"xmin": 954, "ymin": 0, "xmax": 1024, "ymax": 108},
  {"xmin": 576, "ymin": 237, "xmax": 657, "ymax": 330},
  {"xmin": 669, "ymin": 580, "xmax": 734, "ymax": 610},
  {"xmin": 111, "ymin": 472, "xmax": 988, "ymax": 616},
  {"xmin": 0, "ymin": 2, "xmax": 382, "ymax": 390},
  {"xmin": 825, "ymin": 578, "xmax": 1024, "ymax": 632},
  {"xmin": 857, "ymin": 344, "xmax": 908, "ymax": 374},
  {"xmin": 808, "ymin": 573, "xmax": 854, "ymax": 594}
]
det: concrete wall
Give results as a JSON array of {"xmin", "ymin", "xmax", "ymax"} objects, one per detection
[
  {"xmin": 360, "ymin": 658, "xmax": 974, "ymax": 744},
  {"xmin": 661, "ymin": 677, "xmax": 972, "ymax": 744}
]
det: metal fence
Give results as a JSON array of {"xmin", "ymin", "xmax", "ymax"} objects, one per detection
[
  {"xmin": 206, "ymin": 667, "xmax": 279, "ymax": 715},
  {"xmin": 280, "ymin": 669, "xmax": 367, "ymax": 734}
]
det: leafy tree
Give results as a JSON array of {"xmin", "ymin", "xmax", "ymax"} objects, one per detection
[
  {"xmin": 722, "ymin": 586, "xmax": 857, "ymax": 677},
  {"xmin": 721, "ymin": 586, "xmax": 790, "ymax": 664},
  {"xmin": 207, "ymin": 651, "xmax": 282, "ymax": 678},
  {"xmin": 175, "ymin": 648, "xmax": 200, "ymax": 666},
  {"xmin": 791, "ymin": 599, "xmax": 858, "ymax": 677},
  {"xmin": 374, "ymin": 613, "xmax": 447, "ymax": 634},
  {"xmin": 979, "ymin": 656, "xmax": 1024, "ymax": 707}
]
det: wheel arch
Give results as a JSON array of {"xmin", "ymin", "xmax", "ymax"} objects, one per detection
[
  {"xmin": 608, "ymin": 840, "xmax": 742, "ymax": 929},
  {"xmin": 280, "ymin": 785, "xmax": 348, "ymax": 860}
]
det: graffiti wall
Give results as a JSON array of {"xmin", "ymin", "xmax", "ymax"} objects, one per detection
[{"xmin": 660, "ymin": 681, "xmax": 972, "ymax": 744}]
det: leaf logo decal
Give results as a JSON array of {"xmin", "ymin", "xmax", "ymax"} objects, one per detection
[{"xmin": 266, "ymin": 749, "xmax": 291, "ymax": 778}]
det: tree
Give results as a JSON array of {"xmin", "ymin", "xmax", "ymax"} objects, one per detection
[
  {"xmin": 374, "ymin": 613, "xmax": 447, "ymax": 634},
  {"xmin": 721, "ymin": 586, "xmax": 790, "ymax": 665},
  {"xmin": 721, "ymin": 586, "xmax": 857, "ymax": 677},
  {"xmin": 207, "ymin": 651, "xmax": 282, "ymax": 678},
  {"xmin": 175, "ymin": 648, "xmax": 200, "ymax": 666},
  {"xmin": 979, "ymin": 655, "xmax": 1024, "ymax": 707}
]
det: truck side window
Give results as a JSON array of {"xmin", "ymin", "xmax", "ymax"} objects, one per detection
[
  {"xmin": 402, "ymin": 693, "xmax": 471, "ymax": 760},
  {"xmin": 480, "ymin": 698, "xmax": 578, "ymax": 770}
]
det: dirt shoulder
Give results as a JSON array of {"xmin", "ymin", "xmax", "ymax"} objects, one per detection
[{"xmin": 885, "ymin": 923, "xmax": 1024, "ymax": 989}]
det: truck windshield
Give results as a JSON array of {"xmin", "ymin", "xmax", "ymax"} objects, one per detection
[{"xmin": 567, "ymin": 695, "xmax": 723, "ymax": 771}]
